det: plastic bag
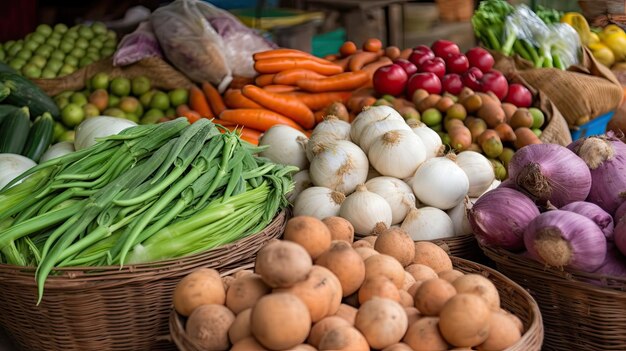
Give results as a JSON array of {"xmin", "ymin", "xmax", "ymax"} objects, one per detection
[
  {"xmin": 113, "ymin": 21, "xmax": 163, "ymax": 67},
  {"xmin": 151, "ymin": 0, "xmax": 233, "ymax": 92},
  {"xmin": 195, "ymin": 1, "xmax": 277, "ymax": 78}
]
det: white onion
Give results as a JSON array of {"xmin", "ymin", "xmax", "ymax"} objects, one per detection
[
  {"xmin": 366, "ymin": 165, "xmax": 382, "ymax": 181},
  {"xmin": 287, "ymin": 170, "xmax": 312, "ymax": 203},
  {"xmin": 339, "ymin": 184, "xmax": 392, "ymax": 235},
  {"xmin": 410, "ymin": 155, "xmax": 470, "ymax": 210},
  {"xmin": 310, "ymin": 115, "xmax": 351, "ymax": 141},
  {"xmin": 447, "ymin": 198, "xmax": 473, "ymax": 236},
  {"xmin": 368, "ymin": 129, "xmax": 427, "ymax": 179},
  {"xmin": 366, "ymin": 176, "xmax": 416, "ymax": 225},
  {"xmin": 482, "ymin": 179, "xmax": 501, "ymax": 196},
  {"xmin": 0, "ymin": 153, "xmax": 37, "ymax": 189},
  {"xmin": 408, "ymin": 120, "xmax": 443, "ymax": 159},
  {"xmin": 309, "ymin": 140, "xmax": 369, "ymax": 194},
  {"xmin": 401, "ymin": 207, "xmax": 455, "ymax": 240},
  {"xmin": 74, "ymin": 116, "xmax": 137, "ymax": 151},
  {"xmin": 259, "ymin": 124, "xmax": 309, "ymax": 170},
  {"xmin": 293, "ymin": 186, "xmax": 345, "ymax": 220},
  {"xmin": 350, "ymin": 106, "xmax": 403, "ymax": 145},
  {"xmin": 40, "ymin": 142, "xmax": 75, "ymax": 163},
  {"xmin": 456, "ymin": 151, "xmax": 495, "ymax": 197},
  {"xmin": 358, "ymin": 117, "xmax": 411, "ymax": 153}
]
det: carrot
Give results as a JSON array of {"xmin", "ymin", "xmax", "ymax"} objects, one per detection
[
  {"xmin": 254, "ymin": 57, "xmax": 344, "ymax": 75},
  {"xmin": 220, "ymin": 109, "xmax": 304, "ymax": 132},
  {"xmin": 273, "ymin": 68, "xmax": 329, "ymax": 85},
  {"xmin": 348, "ymin": 51, "xmax": 381, "ymax": 72},
  {"xmin": 202, "ymin": 81, "xmax": 226, "ymax": 116},
  {"xmin": 253, "ymin": 49, "xmax": 333, "ymax": 65},
  {"xmin": 297, "ymin": 71, "xmax": 369, "ymax": 93},
  {"xmin": 400, "ymin": 48, "xmax": 413, "ymax": 60},
  {"xmin": 340, "ymin": 41, "xmax": 358, "ymax": 57},
  {"xmin": 363, "ymin": 38, "xmax": 383, "ymax": 53},
  {"xmin": 263, "ymin": 85, "xmax": 299, "ymax": 93},
  {"xmin": 314, "ymin": 109, "xmax": 326, "ymax": 124},
  {"xmin": 289, "ymin": 91, "xmax": 352, "ymax": 111},
  {"xmin": 229, "ymin": 76, "xmax": 255, "ymax": 90},
  {"xmin": 324, "ymin": 54, "xmax": 339, "ymax": 61},
  {"xmin": 175, "ymin": 104, "xmax": 204, "ymax": 124},
  {"xmin": 223, "ymin": 89, "xmax": 262, "ymax": 109},
  {"xmin": 333, "ymin": 56, "xmax": 351, "ymax": 71},
  {"xmin": 188, "ymin": 86, "xmax": 214, "ymax": 118},
  {"xmin": 255, "ymin": 74, "xmax": 275, "ymax": 87},
  {"xmin": 347, "ymin": 96, "xmax": 365, "ymax": 112},
  {"xmin": 242, "ymin": 85, "xmax": 315, "ymax": 129}
]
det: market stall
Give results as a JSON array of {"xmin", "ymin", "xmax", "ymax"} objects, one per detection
[{"xmin": 1, "ymin": 0, "xmax": 626, "ymax": 350}]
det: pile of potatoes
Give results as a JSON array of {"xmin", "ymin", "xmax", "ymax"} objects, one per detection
[{"xmin": 172, "ymin": 216, "xmax": 524, "ymax": 351}]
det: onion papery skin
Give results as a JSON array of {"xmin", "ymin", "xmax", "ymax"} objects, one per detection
[
  {"xmin": 614, "ymin": 217, "xmax": 626, "ymax": 257},
  {"xmin": 468, "ymin": 187, "xmax": 540, "ymax": 250},
  {"xmin": 508, "ymin": 144, "xmax": 592, "ymax": 208},
  {"xmin": 524, "ymin": 210, "xmax": 607, "ymax": 272},
  {"xmin": 560, "ymin": 201, "xmax": 614, "ymax": 240},
  {"xmin": 591, "ymin": 246, "xmax": 626, "ymax": 279}
]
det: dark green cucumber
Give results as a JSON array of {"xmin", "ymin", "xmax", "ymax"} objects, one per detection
[
  {"xmin": 0, "ymin": 107, "xmax": 31, "ymax": 153},
  {"xmin": 0, "ymin": 62, "xmax": 18, "ymax": 74},
  {"xmin": 0, "ymin": 82, "xmax": 9, "ymax": 102},
  {"xmin": 22, "ymin": 112, "xmax": 54, "ymax": 162},
  {"xmin": 0, "ymin": 72, "xmax": 59, "ymax": 119},
  {"xmin": 0, "ymin": 104, "xmax": 19, "ymax": 126}
]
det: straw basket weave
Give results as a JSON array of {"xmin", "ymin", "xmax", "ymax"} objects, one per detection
[
  {"xmin": 169, "ymin": 257, "xmax": 543, "ymax": 351},
  {"xmin": 0, "ymin": 210, "xmax": 287, "ymax": 351},
  {"xmin": 482, "ymin": 244, "xmax": 626, "ymax": 351}
]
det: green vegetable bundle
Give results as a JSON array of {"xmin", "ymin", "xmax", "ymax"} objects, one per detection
[{"xmin": 0, "ymin": 118, "xmax": 296, "ymax": 303}]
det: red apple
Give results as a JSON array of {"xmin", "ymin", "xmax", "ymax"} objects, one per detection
[
  {"xmin": 419, "ymin": 57, "xmax": 446, "ymax": 78},
  {"xmin": 393, "ymin": 58, "xmax": 418, "ymax": 76},
  {"xmin": 481, "ymin": 70, "xmax": 509, "ymax": 100},
  {"xmin": 409, "ymin": 49, "xmax": 435, "ymax": 67},
  {"xmin": 373, "ymin": 64, "xmax": 409, "ymax": 96},
  {"xmin": 462, "ymin": 67, "xmax": 484, "ymax": 91},
  {"xmin": 414, "ymin": 45, "xmax": 433, "ymax": 54},
  {"xmin": 504, "ymin": 83, "xmax": 532, "ymax": 107},
  {"xmin": 444, "ymin": 53, "xmax": 469, "ymax": 74},
  {"xmin": 442, "ymin": 74, "xmax": 464, "ymax": 95},
  {"xmin": 466, "ymin": 47, "xmax": 495, "ymax": 73},
  {"xmin": 407, "ymin": 72, "xmax": 442, "ymax": 97},
  {"xmin": 431, "ymin": 40, "xmax": 460, "ymax": 58}
]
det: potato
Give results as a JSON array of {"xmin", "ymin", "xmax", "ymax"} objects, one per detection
[
  {"xmin": 399, "ymin": 290, "xmax": 414, "ymax": 308},
  {"xmin": 405, "ymin": 264, "xmax": 438, "ymax": 282},
  {"xmin": 452, "ymin": 274, "xmax": 500, "ymax": 311},
  {"xmin": 364, "ymin": 254, "xmax": 405, "ymax": 289},
  {"xmin": 403, "ymin": 271, "xmax": 417, "ymax": 291},
  {"xmin": 234, "ymin": 269, "xmax": 254, "ymax": 279},
  {"xmin": 255, "ymin": 241, "xmax": 312, "ymax": 288},
  {"xmin": 407, "ymin": 281, "xmax": 423, "ymax": 298},
  {"xmin": 285, "ymin": 344, "xmax": 317, "ymax": 351},
  {"xmin": 403, "ymin": 317, "xmax": 449, "ymax": 351},
  {"xmin": 222, "ymin": 275, "xmax": 236, "ymax": 291},
  {"xmin": 477, "ymin": 311, "xmax": 522, "ymax": 350},
  {"xmin": 173, "ymin": 268, "xmax": 224, "ymax": 316},
  {"xmin": 355, "ymin": 298, "xmax": 409, "ymax": 349},
  {"xmin": 318, "ymin": 326, "xmax": 369, "ymax": 351},
  {"xmin": 229, "ymin": 308, "xmax": 252, "ymax": 344},
  {"xmin": 363, "ymin": 235, "xmax": 378, "ymax": 247},
  {"xmin": 226, "ymin": 274, "xmax": 271, "ymax": 314},
  {"xmin": 358, "ymin": 276, "xmax": 401, "ymax": 304},
  {"xmin": 186, "ymin": 304, "xmax": 235, "ymax": 351},
  {"xmin": 404, "ymin": 307, "xmax": 421, "ymax": 327},
  {"xmin": 284, "ymin": 216, "xmax": 332, "ymax": 259},
  {"xmin": 352, "ymin": 239, "xmax": 373, "ymax": 249},
  {"xmin": 412, "ymin": 242, "xmax": 453, "ymax": 273},
  {"xmin": 439, "ymin": 294, "xmax": 491, "ymax": 347},
  {"xmin": 308, "ymin": 316, "xmax": 352, "ymax": 348},
  {"xmin": 250, "ymin": 293, "xmax": 311, "ymax": 350},
  {"xmin": 334, "ymin": 303, "xmax": 358, "ymax": 325},
  {"xmin": 316, "ymin": 240, "xmax": 366, "ymax": 296},
  {"xmin": 343, "ymin": 292, "xmax": 361, "ymax": 308},
  {"xmin": 355, "ymin": 247, "xmax": 379, "ymax": 260},
  {"xmin": 231, "ymin": 337, "xmax": 268, "ymax": 351},
  {"xmin": 382, "ymin": 342, "xmax": 414, "ymax": 351},
  {"xmin": 437, "ymin": 269, "xmax": 464, "ymax": 284},
  {"xmin": 274, "ymin": 265, "xmax": 342, "ymax": 322},
  {"xmin": 500, "ymin": 308, "xmax": 524, "ymax": 333},
  {"xmin": 374, "ymin": 228, "xmax": 415, "ymax": 267},
  {"xmin": 414, "ymin": 278, "xmax": 457, "ymax": 316},
  {"xmin": 323, "ymin": 216, "xmax": 355, "ymax": 243}
]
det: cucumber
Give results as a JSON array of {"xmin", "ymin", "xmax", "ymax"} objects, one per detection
[
  {"xmin": 0, "ymin": 82, "xmax": 9, "ymax": 102},
  {"xmin": 0, "ymin": 104, "xmax": 19, "ymax": 126},
  {"xmin": 0, "ymin": 72, "xmax": 59, "ymax": 119},
  {"xmin": 0, "ymin": 107, "xmax": 30, "ymax": 153},
  {"xmin": 22, "ymin": 112, "xmax": 54, "ymax": 162},
  {"xmin": 0, "ymin": 62, "xmax": 18, "ymax": 74}
]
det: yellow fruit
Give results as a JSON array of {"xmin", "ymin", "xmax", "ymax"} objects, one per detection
[
  {"xmin": 589, "ymin": 42, "xmax": 616, "ymax": 67},
  {"xmin": 561, "ymin": 12, "xmax": 591, "ymax": 45},
  {"xmin": 589, "ymin": 32, "xmax": 601, "ymax": 45},
  {"xmin": 602, "ymin": 32, "xmax": 626, "ymax": 61}
]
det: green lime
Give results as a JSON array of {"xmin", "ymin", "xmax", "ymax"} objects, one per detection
[
  {"xmin": 64, "ymin": 55, "xmax": 78, "ymax": 66},
  {"xmin": 36, "ymin": 24, "xmax": 53, "ymax": 37},
  {"xmin": 532, "ymin": 128, "xmax": 542, "ymax": 138},
  {"xmin": 59, "ymin": 130, "xmax": 75, "ymax": 143},
  {"xmin": 8, "ymin": 58, "xmax": 26, "ymax": 70},
  {"xmin": 29, "ymin": 55, "xmax": 47, "ymax": 69},
  {"xmin": 46, "ymin": 38, "xmax": 60, "ymax": 49},
  {"xmin": 64, "ymin": 27, "xmax": 79, "ymax": 40},
  {"xmin": 75, "ymin": 37, "xmax": 89, "ymax": 50},
  {"xmin": 70, "ymin": 92, "xmax": 88, "ymax": 106},
  {"xmin": 106, "ymin": 30, "xmax": 117, "ymax": 40},
  {"xmin": 46, "ymin": 58, "xmax": 63, "ymax": 73},
  {"xmin": 529, "ymin": 108, "xmax": 545, "ymax": 129},
  {"xmin": 50, "ymin": 49, "xmax": 65, "ymax": 61},
  {"xmin": 86, "ymin": 46, "xmax": 99, "ymax": 55},
  {"xmin": 421, "ymin": 108, "xmax": 443, "ymax": 127},
  {"xmin": 31, "ymin": 33, "xmax": 46, "ymax": 45},
  {"xmin": 135, "ymin": 103, "xmax": 144, "ymax": 117},
  {"xmin": 79, "ymin": 57, "xmax": 94, "ymax": 68},
  {"xmin": 103, "ymin": 39, "xmax": 117, "ymax": 49},
  {"xmin": 83, "ymin": 103, "xmax": 100, "ymax": 118},
  {"xmin": 70, "ymin": 47, "xmax": 85, "ymax": 59},
  {"xmin": 16, "ymin": 49, "xmax": 32, "ymax": 61},
  {"xmin": 35, "ymin": 44, "xmax": 53, "ymax": 57},
  {"xmin": 102, "ymin": 107, "xmax": 125, "ymax": 118},
  {"xmin": 141, "ymin": 108, "xmax": 165, "ymax": 124},
  {"xmin": 149, "ymin": 91, "xmax": 170, "ymax": 111},
  {"xmin": 57, "ymin": 90, "xmax": 74, "ymax": 99},
  {"xmin": 168, "ymin": 88, "xmax": 189, "ymax": 107},
  {"xmin": 108, "ymin": 94, "xmax": 120, "ymax": 107},
  {"xmin": 119, "ymin": 96, "xmax": 140, "ymax": 114},
  {"xmin": 54, "ymin": 23, "xmax": 68, "ymax": 34},
  {"xmin": 4, "ymin": 40, "xmax": 15, "ymax": 51},
  {"xmin": 61, "ymin": 103, "xmax": 85, "ymax": 127},
  {"xmin": 59, "ymin": 64, "xmax": 76, "ymax": 76},
  {"xmin": 90, "ymin": 40, "xmax": 103, "ymax": 50},
  {"xmin": 25, "ymin": 33, "xmax": 33, "ymax": 42},
  {"xmin": 41, "ymin": 69, "xmax": 56, "ymax": 79},
  {"xmin": 24, "ymin": 40, "xmax": 39, "ymax": 52},
  {"xmin": 91, "ymin": 22, "xmax": 108, "ymax": 35},
  {"xmin": 49, "ymin": 32, "xmax": 62, "ymax": 41},
  {"xmin": 86, "ymin": 53, "xmax": 99, "ymax": 62},
  {"xmin": 7, "ymin": 44, "xmax": 21, "ymax": 57},
  {"xmin": 165, "ymin": 108, "xmax": 175, "ymax": 117},
  {"xmin": 55, "ymin": 96, "xmax": 69, "ymax": 110},
  {"xmin": 131, "ymin": 76, "xmax": 151, "ymax": 96},
  {"xmin": 0, "ymin": 50, "xmax": 5, "ymax": 62},
  {"xmin": 21, "ymin": 63, "xmax": 41, "ymax": 78},
  {"xmin": 78, "ymin": 25, "xmax": 94, "ymax": 40},
  {"xmin": 110, "ymin": 77, "xmax": 131, "ymax": 97},
  {"xmin": 91, "ymin": 72, "xmax": 110, "ymax": 90},
  {"xmin": 139, "ymin": 90, "xmax": 155, "ymax": 107},
  {"xmin": 59, "ymin": 40, "xmax": 73, "ymax": 54},
  {"xmin": 125, "ymin": 113, "xmax": 139, "ymax": 123},
  {"xmin": 100, "ymin": 47, "xmax": 115, "ymax": 57},
  {"xmin": 53, "ymin": 121, "xmax": 67, "ymax": 142}
]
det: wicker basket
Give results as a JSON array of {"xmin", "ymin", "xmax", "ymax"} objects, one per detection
[
  {"xmin": 435, "ymin": 0, "xmax": 475, "ymax": 22},
  {"xmin": 0, "ymin": 210, "xmax": 287, "ymax": 351},
  {"xmin": 169, "ymin": 257, "xmax": 543, "ymax": 351},
  {"xmin": 482, "ymin": 244, "xmax": 626, "ymax": 351}
]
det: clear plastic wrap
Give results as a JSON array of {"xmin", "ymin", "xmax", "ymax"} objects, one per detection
[{"xmin": 113, "ymin": 21, "xmax": 163, "ymax": 67}]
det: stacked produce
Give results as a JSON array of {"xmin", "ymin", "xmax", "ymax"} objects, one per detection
[
  {"xmin": 0, "ymin": 118, "xmax": 295, "ymax": 303},
  {"xmin": 0, "ymin": 23, "xmax": 117, "ymax": 79},
  {"xmin": 469, "ymin": 136, "xmax": 626, "ymax": 279},
  {"xmin": 173, "ymin": 215, "xmax": 525, "ymax": 351}
]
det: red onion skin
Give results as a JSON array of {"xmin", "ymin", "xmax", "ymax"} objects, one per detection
[
  {"xmin": 560, "ymin": 201, "xmax": 614, "ymax": 240},
  {"xmin": 468, "ymin": 187, "xmax": 540, "ymax": 250},
  {"xmin": 616, "ymin": 201, "xmax": 626, "ymax": 223},
  {"xmin": 614, "ymin": 217, "xmax": 626, "ymax": 257},
  {"xmin": 508, "ymin": 144, "xmax": 592, "ymax": 208},
  {"xmin": 567, "ymin": 135, "xmax": 626, "ymax": 215},
  {"xmin": 592, "ymin": 247, "xmax": 626, "ymax": 278},
  {"xmin": 524, "ymin": 210, "xmax": 607, "ymax": 272}
]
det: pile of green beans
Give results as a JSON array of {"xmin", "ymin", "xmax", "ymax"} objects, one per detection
[{"xmin": 0, "ymin": 118, "xmax": 296, "ymax": 304}]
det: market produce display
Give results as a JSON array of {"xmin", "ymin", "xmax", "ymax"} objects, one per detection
[
  {"xmin": 172, "ymin": 216, "xmax": 525, "ymax": 351},
  {"xmin": 0, "ymin": 23, "xmax": 117, "ymax": 79},
  {"xmin": 0, "ymin": 118, "xmax": 295, "ymax": 303},
  {"xmin": 562, "ymin": 13, "xmax": 626, "ymax": 69}
]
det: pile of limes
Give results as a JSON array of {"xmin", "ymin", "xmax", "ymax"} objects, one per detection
[
  {"xmin": 53, "ymin": 72, "xmax": 189, "ymax": 142},
  {"xmin": 0, "ymin": 22, "xmax": 117, "ymax": 79}
]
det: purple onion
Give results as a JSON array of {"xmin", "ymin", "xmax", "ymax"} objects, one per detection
[
  {"xmin": 560, "ymin": 201, "xmax": 614, "ymax": 240},
  {"xmin": 524, "ymin": 210, "xmax": 607, "ymax": 272},
  {"xmin": 468, "ymin": 187, "xmax": 540, "ymax": 250},
  {"xmin": 616, "ymin": 201, "xmax": 626, "ymax": 223},
  {"xmin": 614, "ymin": 217, "xmax": 626, "ymax": 257},
  {"xmin": 592, "ymin": 246, "xmax": 626, "ymax": 278},
  {"xmin": 567, "ymin": 134, "xmax": 626, "ymax": 215},
  {"xmin": 508, "ymin": 144, "xmax": 592, "ymax": 208}
]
